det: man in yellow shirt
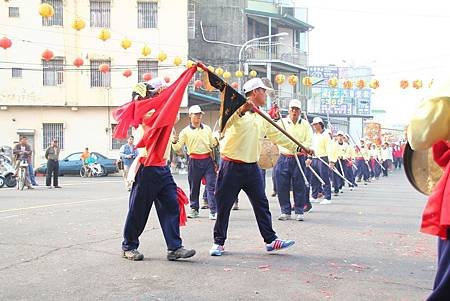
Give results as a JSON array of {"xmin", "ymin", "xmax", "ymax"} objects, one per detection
[
  {"xmin": 306, "ymin": 117, "xmax": 335, "ymax": 205},
  {"xmin": 355, "ymin": 139, "xmax": 370, "ymax": 184},
  {"xmin": 172, "ymin": 105, "xmax": 218, "ymax": 220},
  {"xmin": 343, "ymin": 134, "xmax": 357, "ymax": 189},
  {"xmin": 332, "ymin": 131, "xmax": 347, "ymax": 195},
  {"xmin": 210, "ymin": 78, "xmax": 298, "ymax": 256},
  {"xmin": 275, "ymin": 99, "xmax": 312, "ymax": 221}
]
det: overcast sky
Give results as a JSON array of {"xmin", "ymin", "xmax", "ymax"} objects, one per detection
[{"xmin": 295, "ymin": 0, "xmax": 450, "ymax": 126}]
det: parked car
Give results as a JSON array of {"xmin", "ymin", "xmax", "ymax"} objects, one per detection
[{"xmin": 35, "ymin": 152, "xmax": 119, "ymax": 176}]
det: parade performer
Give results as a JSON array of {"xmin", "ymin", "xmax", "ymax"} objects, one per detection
[
  {"xmin": 172, "ymin": 105, "xmax": 218, "ymax": 220},
  {"xmin": 113, "ymin": 68, "xmax": 197, "ymax": 261},
  {"xmin": 307, "ymin": 117, "xmax": 335, "ymax": 205},
  {"xmin": 274, "ymin": 99, "xmax": 312, "ymax": 221},
  {"xmin": 209, "ymin": 78, "xmax": 299, "ymax": 256},
  {"xmin": 407, "ymin": 89, "xmax": 450, "ymax": 300},
  {"xmin": 343, "ymin": 134, "xmax": 357, "ymax": 189},
  {"xmin": 332, "ymin": 131, "xmax": 347, "ymax": 195},
  {"xmin": 355, "ymin": 139, "xmax": 370, "ymax": 184}
]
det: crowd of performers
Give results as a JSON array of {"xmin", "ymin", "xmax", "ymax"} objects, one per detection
[{"xmin": 117, "ymin": 74, "xmax": 409, "ymax": 263}]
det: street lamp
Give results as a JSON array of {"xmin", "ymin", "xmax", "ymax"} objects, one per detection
[{"xmin": 238, "ymin": 32, "xmax": 288, "ymax": 90}]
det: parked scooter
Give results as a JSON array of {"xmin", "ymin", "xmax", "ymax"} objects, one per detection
[{"xmin": 0, "ymin": 153, "xmax": 17, "ymax": 188}]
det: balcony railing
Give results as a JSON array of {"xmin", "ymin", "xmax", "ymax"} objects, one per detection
[{"xmin": 243, "ymin": 42, "xmax": 308, "ymax": 69}]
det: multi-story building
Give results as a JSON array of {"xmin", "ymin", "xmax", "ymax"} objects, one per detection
[
  {"xmin": 186, "ymin": 0, "xmax": 313, "ymax": 127},
  {"xmin": 0, "ymin": 0, "xmax": 189, "ymax": 166}
]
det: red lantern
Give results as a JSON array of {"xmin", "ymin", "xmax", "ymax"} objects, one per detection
[
  {"xmin": 0, "ymin": 37, "xmax": 12, "ymax": 50},
  {"xmin": 302, "ymin": 76, "xmax": 312, "ymax": 86},
  {"xmin": 194, "ymin": 80, "xmax": 203, "ymax": 89},
  {"xmin": 164, "ymin": 76, "xmax": 170, "ymax": 83},
  {"xmin": 42, "ymin": 49, "xmax": 54, "ymax": 61},
  {"xmin": 143, "ymin": 73, "xmax": 152, "ymax": 81},
  {"xmin": 99, "ymin": 63, "xmax": 110, "ymax": 73},
  {"xmin": 73, "ymin": 57, "xmax": 84, "ymax": 68},
  {"xmin": 122, "ymin": 69, "xmax": 132, "ymax": 78},
  {"xmin": 369, "ymin": 79, "xmax": 379, "ymax": 89},
  {"xmin": 231, "ymin": 82, "xmax": 239, "ymax": 89},
  {"xmin": 400, "ymin": 80, "xmax": 409, "ymax": 89},
  {"xmin": 412, "ymin": 80, "xmax": 423, "ymax": 89}
]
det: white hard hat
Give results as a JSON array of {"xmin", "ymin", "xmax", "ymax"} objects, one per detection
[
  {"xmin": 311, "ymin": 117, "xmax": 323, "ymax": 125},
  {"xmin": 147, "ymin": 78, "xmax": 167, "ymax": 90},
  {"xmin": 336, "ymin": 130, "xmax": 345, "ymax": 136},
  {"xmin": 288, "ymin": 99, "xmax": 302, "ymax": 109},
  {"xmin": 188, "ymin": 105, "xmax": 204, "ymax": 115},
  {"xmin": 243, "ymin": 78, "xmax": 274, "ymax": 93}
]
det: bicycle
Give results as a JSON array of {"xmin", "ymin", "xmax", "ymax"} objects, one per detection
[{"xmin": 17, "ymin": 159, "xmax": 28, "ymax": 190}]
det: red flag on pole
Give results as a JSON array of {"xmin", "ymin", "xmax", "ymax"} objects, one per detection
[{"xmin": 113, "ymin": 66, "xmax": 197, "ymax": 166}]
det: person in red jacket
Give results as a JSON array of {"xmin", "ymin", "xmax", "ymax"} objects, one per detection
[{"xmin": 407, "ymin": 88, "xmax": 450, "ymax": 300}]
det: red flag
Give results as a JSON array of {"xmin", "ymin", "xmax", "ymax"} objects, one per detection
[
  {"xmin": 421, "ymin": 140, "xmax": 450, "ymax": 239},
  {"xmin": 113, "ymin": 66, "xmax": 197, "ymax": 166}
]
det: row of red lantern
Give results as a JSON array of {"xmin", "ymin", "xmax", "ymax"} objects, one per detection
[{"xmin": 400, "ymin": 80, "xmax": 427, "ymax": 89}]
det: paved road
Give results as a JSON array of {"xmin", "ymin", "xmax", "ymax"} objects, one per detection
[{"xmin": 0, "ymin": 171, "xmax": 437, "ymax": 300}]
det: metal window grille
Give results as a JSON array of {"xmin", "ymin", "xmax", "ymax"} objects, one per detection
[
  {"xmin": 137, "ymin": 60, "xmax": 158, "ymax": 81},
  {"xmin": 9, "ymin": 7, "xmax": 20, "ymax": 17},
  {"xmin": 111, "ymin": 124, "xmax": 132, "ymax": 150},
  {"xmin": 90, "ymin": 59, "xmax": 111, "ymax": 87},
  {"xmin": 137, "ymin": 1, "xmax": 158, "ymax": 28},
  {"xmin": 42, "ymin": 0, "xmax": 63, "ymax": 26},
  {"xmin": 90, "ymin": 1, "xmax": 111, "ymax": 28},
  {"xmin": 187, "ymin": 2, "xmax": 195, "ymax": 39},
  {"xmin": 43, "ymin": 57, "xmax": 64, "ymax": 86},
  {"xmin": 43, "ymin": 123, "xmax": 64, "ymax": 149},
  {"xmin": 12, "ymin": 68, "xmax": 22, "ymax": 78}
]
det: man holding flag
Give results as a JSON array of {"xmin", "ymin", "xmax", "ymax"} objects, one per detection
[
  {"xmin": 204, "ymin": 75, "xmax": 300, "ymax": 256},
  {"xmin": 113, "ymin": 68, "xmax": 197, "ymax": 262}
]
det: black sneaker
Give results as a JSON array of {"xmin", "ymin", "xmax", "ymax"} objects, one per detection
[
  {"xmin": 167, "ymin": 247, "xmax": 196, "ymax": 261},
  {"xmin": 122, "ymin": 249, "xmax": 144, "ymax": 261}
]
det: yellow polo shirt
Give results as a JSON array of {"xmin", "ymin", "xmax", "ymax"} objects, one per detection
[
  {"xmin": 172, "ymin": 124, "xmax": 216, "ymax": 155},
  {"xmin": 277, "ymin": 117, "xmax": 312, "ymax": 155},
  {"xmin": 312, "ymin": 131, "xmax": 333, "ymax": 160},
  {"xmin": 344, "ymin": 142, "xmax": 355, "ymax": 160},
  {"xmin": 334, "ymin": 142, "xmax": 348, "ymax": 159},
  {"xmin": 355, "ymin": 146, "xmax": 370, "ymax": 160},
  {"xmin": 220, "ymin": 111, "xmax": 297, "ymax": 163}
]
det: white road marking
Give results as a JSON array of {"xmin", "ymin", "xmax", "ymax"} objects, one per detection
[{"xmin": 0, "ymin": 196, "xmax": 124, "ymax": 214}]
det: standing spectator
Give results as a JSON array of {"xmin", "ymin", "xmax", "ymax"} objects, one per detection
[
  {"xmin": 13, "ymin": 136, "xmax": 33, "ymax": 189},
  {"xmin": 119, "ymin": 136, "xmax": 139, "ymax": 191},
  {"xmin": 28, "ymin": 156, "xmax": 38, "ymax": 186},
  {"xmin": 45, "ymin": 139, "xmax": 61, "ymax": 188}
]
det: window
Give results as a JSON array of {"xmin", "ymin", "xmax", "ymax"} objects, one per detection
[
  {"xmin": 43, "ymin": 58, "xmax": 64, "ymax": 86},
  {"xmin": 42, "ymin": 0, "xmax": 63, "ymax": 26},
  {"xmin": 12, "ymin": 68, "xmax": 22, "ymax": 78},
  {"xmin": 187, "ymin": 2, "xmax": 195, "ymax": 39},
  {"xmin": 137, "ymin": 1, "xmax": 158, "ymax": 28},
  {"xmin": 9, "ymin": 7, "xmax": 20, "ymax": 18},
  {"xmin": 111, "ymin": 124, "xmax": 132, "ymax": 150},
  {"xmin": 42, "ymin": 123, "xmax": 64, "ymax": 149},
  {"xmin": 137, "ymin": 60, "xmax": 158, "ymax": 81},
  {"xmin": 90, "ymin": 59, "xmax": 111, "ymax": 87},
  {"xmin": 90, "ymin": 1, "xmax": 111, "ymax": 28}
]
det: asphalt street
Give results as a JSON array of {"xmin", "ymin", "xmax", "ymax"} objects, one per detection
[{"xmin": 0, "ymin": 170, "xmax": 437, "ymax": 300}]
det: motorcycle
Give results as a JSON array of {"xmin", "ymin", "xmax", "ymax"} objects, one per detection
[{"xmin": 0, "ymin": 154, "xmax": 17, "ymax": 188}]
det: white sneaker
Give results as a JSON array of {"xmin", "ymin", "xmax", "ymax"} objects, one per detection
[
  {"xmin": 320, "ymin": 199, "xmax": 332, "ymax": 205},
  {"xmin": 296, "ymin": 214, "xmax": 304, "ymax": 221},
  {"xmin": 278, "ymin": 213, "xmax": 291, "ymax": 221},
  {"xmin": 208, "ymin": 213, "xmax": 217, "ymax": 220},
  {"xmin": 350, "ymin": 187, "xmax": 354, "ymax": 191},
  {"xmin": 209, "ymin": 244, "xmax": 224, "ymax": 256},
  {"xmin": 310, "ymin": 198, "xmax": 319, "ymax": 203}
]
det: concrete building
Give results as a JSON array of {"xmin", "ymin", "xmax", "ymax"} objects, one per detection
[
  {"xmin": 0, "ymin": 0, "xmax": 189, "ymax": 166},
  {"xmin": 186, "ymin": 0, "xmax": 313, "ymax": 125}
]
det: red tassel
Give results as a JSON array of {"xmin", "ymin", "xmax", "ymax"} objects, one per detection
[{"xmin": 177, "ymin": 187, "xmax": 189, "ymax": 227}]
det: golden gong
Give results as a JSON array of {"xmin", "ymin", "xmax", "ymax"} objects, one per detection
[
  {"xmin": 404, "ymin": 142, "xmax": 443, "ymax": 196},
  {"xmin": 258, "ymin": 138, "xmax": 279, "ymax": 169}
]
